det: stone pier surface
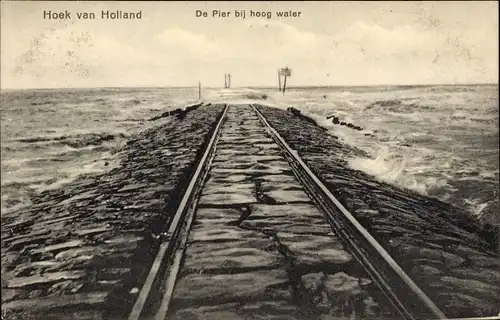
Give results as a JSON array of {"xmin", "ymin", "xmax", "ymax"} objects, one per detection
[
  {"xmin": 168, "ymin": 105, "xmax": 390, "ymax": 320},
  {"xmin": 1, "ymin": 103, "xmax": 498, "ymax": 319},
  {"xmin": 1, "ymin": 104, "xmax": 225, "ymax": 320},
  {"xmin": 255, "ymin": 104, "xmax": 500, "ymax": 318}
]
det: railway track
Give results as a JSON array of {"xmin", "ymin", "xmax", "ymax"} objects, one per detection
[{"xmin": 127, "ymin": 104, "xmax": 447, "ymax": 320}]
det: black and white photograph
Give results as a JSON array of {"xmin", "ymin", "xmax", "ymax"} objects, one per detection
[{"xmin": 1, "ymin": 1, "xmax": 498, "ymax": 319}]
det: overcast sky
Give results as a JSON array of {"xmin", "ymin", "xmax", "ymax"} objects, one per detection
[{"xmin": 1, "ymin": 1, "xmax": 498, "ymax": 89}]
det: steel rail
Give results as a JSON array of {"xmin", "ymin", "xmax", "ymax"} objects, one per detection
[
  {"xmin": 251, "ymin": 104, "xmax": 447, "ymax": 320},
  {"xmin": 128, "ymin": 104, "xmax": 229, "ymax": 320}
]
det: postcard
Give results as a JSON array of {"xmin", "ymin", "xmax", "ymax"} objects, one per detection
[{"xmin": 1, "ymin": 2, "xmax": 498, "ymax": 320}]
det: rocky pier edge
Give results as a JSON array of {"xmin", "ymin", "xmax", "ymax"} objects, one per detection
[{"xmin": 1, "ymin": 102, "xmax": 225, "ymax": 320}]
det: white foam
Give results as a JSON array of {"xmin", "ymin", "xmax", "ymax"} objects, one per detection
[
  {"xmin": 348, "ymin": 147, "xmax": 428, "ymax": 194},
  {"xmin": 259, "ymin": 100, "xmax": 454, "ymax": 197},
  {"xmin": 464, "ymin": 198, "xmax": 493, "ymax": 217}
]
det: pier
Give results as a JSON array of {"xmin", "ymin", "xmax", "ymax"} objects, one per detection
[{"xmin": 1, "ymin": 103, "xmax": 499, "ymax": 320}]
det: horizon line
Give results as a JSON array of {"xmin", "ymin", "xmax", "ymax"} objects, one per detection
[{"xmin": 1, "ymin": 82, "xmax": 498, "ymax": 91}]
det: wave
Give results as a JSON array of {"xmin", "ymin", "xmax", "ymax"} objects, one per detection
[
  {"xmin": 464, "ymin": 198, "xmax": 493, "ymax": 216},
  {"xmin": 347, "ymin": 146, "xmax": 449, "ymax": 195},
  {"xmin": 22, "ymin": 146, "xmax": 117, "ymax": 167},
  {"xmin": 463, "ymin": 197, "xmax": 499, "ymax": 225},
  {"xmin": 365, "ymin": 99, "xmax": 403, "ymax": 109},
  {"xmin": 34, "ymin": 158, "xmax": 117, "ymax": 192},
  {"xmin": 365, "ymin": 99, "xmax": 433, "ymax": 112},
  {"xmin": 261, "ymin": 92, "xmax": 497, "ymax": 224},
  {"xmin": 1, "ymin": 154, "xmax": 120, "ymax": 215},
  {"xmin": 450, "ymin": 110, "xmax": 498, "ymax": 124},
  {"xmin": 347, "ymin": 146, "xmax": 498, "ymax": 223},
  {"xmin": 450, "ymin": 111, "xmax": 469, "ymax": 120},
  {"xmin": 405, "ymin": 134, "xmax": 438, "ymax": 144},
  {"xmin": 126, "ymin": 98, "xmax": 147, "ymax": 105},
  {"xmin": 15, "ymin": 132, "xmax": 127, "ymax": 148},
  {"xmin": 1, "ymin": 182, "xmax": 37, "ymax": 215},
  {"xmin": 30, "ymin": 101, "xmax": 55, "ymax": 106},
  {"xmin": 1, "ymin": 197, "xmax": 33, "ymax": 216},
  {"xmin": 2, "ymin": 177, "xmax": 59, "ymax": 189}
]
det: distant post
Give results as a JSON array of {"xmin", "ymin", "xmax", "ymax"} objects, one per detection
[
  {"xmin": 280, "ymin": 67, "xmax": 292, "ymax": 95},
  {"xmin": 198, "ymin": 81, "xmax": 201, "ymax": 100},
  {"xmin": 277, "ymin": 69, "xmax": 282, "ymax": 92},
  {"xmin": 224, "ymin": 73, "xmax": 231, "ymax": 88}
]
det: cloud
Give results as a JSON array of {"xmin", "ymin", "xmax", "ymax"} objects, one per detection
[{"xmin": 3, "ymin": 25, "xmax": 154, "ymax": 88}]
